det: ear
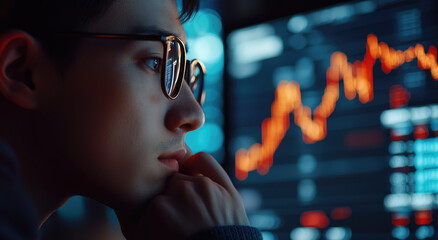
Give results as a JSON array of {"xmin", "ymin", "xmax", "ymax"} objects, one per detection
[{"xmin": 0, "ymin": 30, "xmax": 41, "ymax": 109}]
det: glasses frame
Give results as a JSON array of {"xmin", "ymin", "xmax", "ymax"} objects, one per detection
[
  {"xmin": 58, "ymin": 32, "xmax": 205, "ymax": 105},
  {"xmin": 186, "ymin": 59, "xmax": 206, "ymax": 105}
]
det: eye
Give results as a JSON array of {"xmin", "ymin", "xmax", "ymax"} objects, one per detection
[{"xmin": 140, "ymin": 57, "xmax": 162, "ymax": 73}]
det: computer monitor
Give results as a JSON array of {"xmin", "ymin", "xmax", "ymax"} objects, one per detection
[{"xmin": 226, "ymin": 0, "xmax": 438, "ymax": 239}]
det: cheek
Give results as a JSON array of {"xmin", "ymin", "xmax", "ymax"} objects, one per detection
[
  {"xmin": 57, "ymin": 60, "xmax": 168, "ymax": 203},
  {"xmin": 65, "ymin": 56, "xmax": 161, "ymax": 155}
]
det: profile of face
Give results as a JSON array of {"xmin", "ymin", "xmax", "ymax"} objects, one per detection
[{"xmin": 33, "ymin": 0, "xmax": 204, "ymax": 212}]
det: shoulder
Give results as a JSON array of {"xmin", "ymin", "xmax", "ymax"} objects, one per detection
[{"xmin": 0, "ymin": 140, "xmax": 39, "ymax": 240}]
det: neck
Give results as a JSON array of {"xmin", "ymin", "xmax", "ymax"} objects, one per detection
[
  {"xmin": 1, "ymin": 109, "xmax": 73, "ymax": 227},
  {"xmin": 22, "ymin": 178, "xmax": 69, "ymax": 228},
  {"xmin": 13, "ymin": 143, "xmax": 71, "ymax": 228}
]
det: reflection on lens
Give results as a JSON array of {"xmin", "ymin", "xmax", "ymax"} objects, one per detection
[
  {"xmin": 164, "ymin": 40, "xmax": 183, "ymax": 98},
  {"xmin": 188, "ymin": 60, "xmax": 206, "ymax": 104},
  {"xmin": 164, "ymin": 56, "xmax": 174, "ymax": 95},
  {"xmin": 192, "ymin": 81, "xmax": 200, "ymax": 101},
  {"xmin": 192, "ymin": 82, "xmax": 198, "ymax": 91},
  {"xmin": 192, "ymin": 66, "xmax": 201, "ymax": 84},
  {"xmin": 191, "ymin": 66, "xmax": 201, "ymax": 102}
]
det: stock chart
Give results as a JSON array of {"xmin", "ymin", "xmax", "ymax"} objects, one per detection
[{"xmin": 226, "ymin": 0, "xmax": 438, "ymax": 239}]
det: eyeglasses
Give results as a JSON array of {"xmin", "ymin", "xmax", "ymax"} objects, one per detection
[{"xmin": 59, "ymin": 32, "xmax": 206, "ymax": 105}]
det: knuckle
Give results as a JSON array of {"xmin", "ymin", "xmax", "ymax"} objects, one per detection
[
  {"xmin": 173, "ymin": 179, "xmax": 190, "ymax": 189},
  {"xmin": 195, "ymin": 176, "xmax": 216, "ymax": 190},
  {"xmin": 168, "ymin": 173, "xmax": 186, "ymax": 183},
  {"xmin": 148, "ymin": 196, "xmax": 166, "ymax": 207},
  {"xmin": 167, "ymin": 175, "xmax": 193, "ymax": 190},
  {"xmin": 196, "ymin": 175, "xmax": 213, "ymax": 184},
  {"xmin": 194, "ymin": 152, "xmax": 213, "ymax": 161},
  {"xmin": 147, "ymin": 196, "xmax": 169, "ymax": 214},
  {"xmin": 194, "ymin": 152, "xmax": 208, "ymax": 158}
]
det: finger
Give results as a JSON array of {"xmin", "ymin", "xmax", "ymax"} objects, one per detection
[
  {"xmin": 164, "ymin": 173, "xmax": 226, "ymax": 195},
  {"xmin": 163, "ymin": 174, "xmax": 227, "ymax": 225},
  {"xmin": 179, "ymin": 152, "xmax": 235, "ymax": 192},
  {"xmin": 163, "ymin": 173, "xmax": 195, "ymax": 194}
]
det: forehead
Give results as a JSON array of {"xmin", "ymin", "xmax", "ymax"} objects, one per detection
[{"xmin": 84, "ymin": 0, "xmax": 186, "ymax": 42}]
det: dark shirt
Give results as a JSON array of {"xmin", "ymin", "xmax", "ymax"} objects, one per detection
[{"xmin": 0, "ymin": 141, "xmax": 38, "ymax": 240}]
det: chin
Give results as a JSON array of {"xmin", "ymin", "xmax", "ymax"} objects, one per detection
[{"xmin": 102, "ymin": 178, "xmax": 167, "ymax": 213}]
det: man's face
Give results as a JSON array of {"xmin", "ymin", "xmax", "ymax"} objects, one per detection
[{"xmin": 41, "ymin": 0, "xmax": 204, "ymax": 211}]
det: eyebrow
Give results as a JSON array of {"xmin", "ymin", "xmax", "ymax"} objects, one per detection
[{"xmin": 130, "ymin": 25, "xmax": 189, "ymax": 53}]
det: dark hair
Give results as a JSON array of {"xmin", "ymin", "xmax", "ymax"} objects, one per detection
[{"xmin": 0, "ymin": 0, "xmax": 199, "ymax": 69}]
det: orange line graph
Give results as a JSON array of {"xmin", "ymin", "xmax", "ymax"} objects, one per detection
[{"xmin": 235, "ymin": 34, "xmax": 438, "ymax": 180}]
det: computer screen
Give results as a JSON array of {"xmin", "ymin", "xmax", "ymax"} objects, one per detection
[{"xmin": 226, "ymin": 0, "xmax": 438, "ymax": 239}]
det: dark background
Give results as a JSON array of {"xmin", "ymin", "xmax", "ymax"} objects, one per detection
[{"xmin": 220, "ymin": 0, "xmax": 349, "ymax": 33}]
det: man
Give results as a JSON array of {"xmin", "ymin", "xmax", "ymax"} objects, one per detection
[{"xmin": 0, "ymin": 0, "xmax": 262, "ymax": 239}]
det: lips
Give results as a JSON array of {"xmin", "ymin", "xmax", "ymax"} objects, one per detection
[{"xmin": 158, "ymin": 149, "xmax": 188, "ymax": 172}]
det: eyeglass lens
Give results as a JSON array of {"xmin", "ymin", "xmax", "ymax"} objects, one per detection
[
  {"xmin": 190, "ymin": 62, "xmax": 204, "ymax": 104},
  {"xmin": 164, "ymin": 40, "xmax": 182, "ymax": 98},
  {"xmin": 163, "ymin": 39, "xmax": 205, "ymax": 104}
]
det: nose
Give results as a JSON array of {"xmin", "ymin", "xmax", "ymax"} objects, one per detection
[{"xmin": 164, "ymin": 82, "xmax": 205, "ymax": 133}]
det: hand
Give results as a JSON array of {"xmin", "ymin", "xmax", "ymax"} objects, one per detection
[{"xmin": 117, "ymin": 152, "xmax": 249, "ymax": 240}]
